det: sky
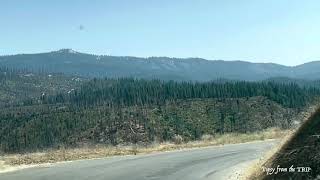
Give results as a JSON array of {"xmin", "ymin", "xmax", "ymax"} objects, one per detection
[{"xmin": 1, "ymin": 0, "xmax": 320, "ymax": 66}]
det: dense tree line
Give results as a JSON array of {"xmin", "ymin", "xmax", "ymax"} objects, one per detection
[{"xmin": 43, "ymin": 78, "xmax": 319, "ymax": 109}]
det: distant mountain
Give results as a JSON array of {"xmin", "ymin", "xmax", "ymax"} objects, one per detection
[{"xmin": 1, "ymin": 49, "xmax": 320, "ymax": 81}]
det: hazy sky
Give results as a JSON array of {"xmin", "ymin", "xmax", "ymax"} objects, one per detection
[{"xmin": 1, "ymin": 0, "xmax": 320, "ymax": 66}]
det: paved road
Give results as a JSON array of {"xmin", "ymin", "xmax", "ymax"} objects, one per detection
[{"xmin": 0, "ymin": 141, "xmax": 277, "ymax": 180}]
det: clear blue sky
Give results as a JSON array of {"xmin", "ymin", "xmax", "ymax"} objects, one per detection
[{"xmin": 1, "ymin": 0, "xmax": 320, "ymax": 66}]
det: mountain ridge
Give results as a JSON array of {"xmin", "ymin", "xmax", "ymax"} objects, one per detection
[{"xmin": 1, "ymin": 49, "xmax": 320, "ymax": 81}]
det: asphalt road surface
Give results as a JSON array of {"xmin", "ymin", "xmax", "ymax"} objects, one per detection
[{"xmin": 0, "ymin": 140, "xmax": 277, "ymax": 180}]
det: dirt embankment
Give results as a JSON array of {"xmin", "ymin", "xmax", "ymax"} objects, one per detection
[{"xmin": 257, "ymin": 107, "xmax": 320, "ymax": 180}]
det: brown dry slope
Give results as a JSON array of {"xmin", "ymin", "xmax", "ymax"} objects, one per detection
[{"xmin": 261, "ymin": 107, "xmax": 320, "ymax": 180}]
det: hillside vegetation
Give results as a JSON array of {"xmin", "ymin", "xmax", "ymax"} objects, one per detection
[
  {"xmin": 1, "ymin": 76, "xmax": 319, "ymax": 153},
  {"xmin": 259, "ymin": 107, "xmax": 320, "ymax": 180},
  {"xmin": 0, "ymin": 67, "xmax": 83, "ymax": 107}
]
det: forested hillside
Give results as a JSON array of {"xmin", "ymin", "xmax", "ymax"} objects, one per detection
[
  {"xmin": 1, "ymin": 77, "xmax": 319, "ymax": 153},
  {"xmin": 266, "ymin": 77, "xmax": 320, "ymax": 89},
  {"xmin": 3, "ymin": 49, "xmax": 320, "ymax": 81},
  {"xmin": 0, "ymin": 67, "xmax": 84, "ymax": 107},
  {"xmin": 41, "ymin": 78, "xmax": 317, "ymax": 109}
]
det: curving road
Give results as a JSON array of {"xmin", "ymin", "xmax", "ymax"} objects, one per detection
[{"xmin": 0, "ymin": 141, "xmax": 277, "ymax": 180}]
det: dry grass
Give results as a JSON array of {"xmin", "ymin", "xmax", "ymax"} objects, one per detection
[
  {"xmin": 1, "ymin": 128, "xmax": 288, "ymax": 169},
  {"xmin": 0, "ymin": 160, "xmax": 7, "ymax": 170}
]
